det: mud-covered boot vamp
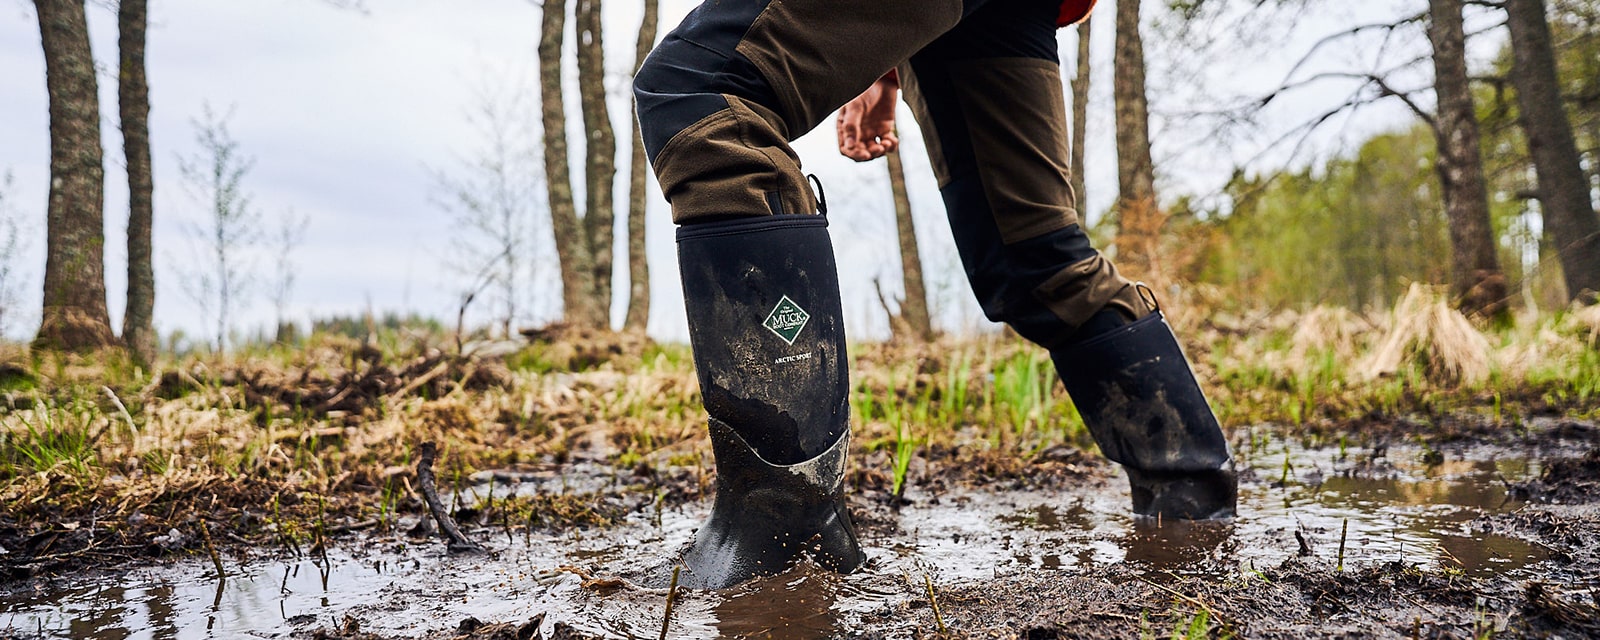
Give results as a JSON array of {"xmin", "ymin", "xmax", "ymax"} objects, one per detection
[
  {"xmin": 1053, "ymin": 309, "xmax": 1239, "ymax": 521},
  {"xmin": 1126, "ymin": 467, "xmax": 1238, "ymax": 520},
  {"xmin": 679, "ymin": 419, "xmax": 864, "ymax": 589}
]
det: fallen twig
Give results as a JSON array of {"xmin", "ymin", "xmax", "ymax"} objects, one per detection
[
  {"xmin": 199, "ymin": 520, "xmax": 226, "ymax": 580},
  {"xmin": 924, "ymin": 572, "xmax": 948, "ymax": 634},
  {"xmin": 659, "ymin": 565, "xmax": 681, "ymax": 640},
  {"xmin": 1143, "ymin": 576, "xmax": 1232, "ymax": 630},
  {"xmin": 416, "ymin": 441, "xmax": 485, "ymax": 554},
  {"xmin": 329, "ymin": 519, "xmax": 380, "ymax": 534},
  {"xmin": 391, "ymin": 360, "xmax": 451, "ymax": 399},
  {"xmin": 1337, "ymin": 518, "xmax": 1349, "ymax": 571}
]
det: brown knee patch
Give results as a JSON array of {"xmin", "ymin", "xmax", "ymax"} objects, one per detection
[
  {"xmin": 736, "ymin": 0, "xmax": 961, "ymax": 136},
  {"xmin": 653, "ymin": 97, "xmax": 814, "ymax": 222},
  {"xmin": 1034, "ymin": 256, "xmax": 1148, "ymax": 329},
  {"xmin": 950, "ymin": 58, "xmax": 1079, "ymax": 245}
]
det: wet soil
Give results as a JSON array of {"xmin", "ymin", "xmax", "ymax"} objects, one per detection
[{"xmin": 4, "ymin": 418, "xmax": 1599, "ymax": 639}]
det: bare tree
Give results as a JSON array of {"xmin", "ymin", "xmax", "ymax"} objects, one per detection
[
  {"xmin": 1506, "ymin": 0, "xmax": 1600, "ymax": 302},
  {"xmin": 1071, "ymin": 17, "xmax": 1092, "ymax": 215},
  {"xmin": 269, "ymin": 209, "xmax": 309, "ymax": 343},
  {"xmin": 622, "ymin": 0, "xmax": 658, "ymax": 334},
  {"xmin": 1427, "ymin": 0, "xmax": 1508, "ymax": 318},
  {"xmin": 1198, "ymin": 5, "xmax": 1522, "ymax": 313},
  {"xmin": 434, "ymin": 80, "xmax": 541, "ymax": 338},
  {"xmin": 1113, "ymin": 0, "xmax": 1162, "ymax": 281},
  {"xmin": 885, "ymin": 147, "xmax": 933, "ymax": 341},
  {"xmin": 118, "ymin": 0, "xmax": 156, "ymax": 363},
  {"xmin": 576, "ymin": 0, "xmax": 617, "ymax": 323},
  {"xmin": 540, "ymin": 0, "xmax": 604, "ymax": 329},
  {"xmin": 177, "ymin": 105, "xmax": 260, "ymax": 353},
  {"xmin": 33, "ymin": 0, "xmax": 117, "ymax": 352}
]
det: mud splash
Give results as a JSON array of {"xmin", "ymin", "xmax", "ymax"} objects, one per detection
[{"xmin": 0, "ymin": 438, "xmax": 1568, "ymax": 638}]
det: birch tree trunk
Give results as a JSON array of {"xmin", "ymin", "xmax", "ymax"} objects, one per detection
[
  {"xmin": 540, "ymin": 0, "xmax": 602, "ymax": 327},
  {"xmin": 33, "ymin": 0, "xmax": 116, "ymax": 352},
  {"xmin": 576, "ymin": 0, "xmax": 616, "ymax": 326},
  {"xmin": 1506, "ymin": 0, "xmax": 1600, "ymax": 302},
  {"xmin": 623, "ymin": 0, "xmax": 657, "ymax": 333},
  {"xmin": 119, "ymin": 0, "xmax": 156, "ymax": 362},
  {"xmin": 1428, "ymin": 0, "xmax": 1509, "ymax": 318},
  {"xmin": 1112, "ymin": 0, "xmax": 1161, "ymax": 281}
]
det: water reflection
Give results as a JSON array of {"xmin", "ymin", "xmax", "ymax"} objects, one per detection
[
  {"xmin": 1120, "ymin": 519, "xmax": 1236, "ymax": 570},
  {"xmin": 978, "ymin": 442, "xmax": 1547, "ymax": 579},
  {"xmin": 710, "ymin": 567, "xmax": 843, "ymax": 639},
  {"xmin": 0, "ymin": 440, "xmax": 1567, "ymax": 638}
]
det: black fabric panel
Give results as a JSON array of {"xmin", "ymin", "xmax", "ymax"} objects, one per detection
[
  {"xmin": 931, "ymin": 0, "xmax": 1063, "ymax": 62},
  {"xmin": 941, "ymin": 175, "xmax": 1098, "ymax": 347},
  {"xmin": 908, "ymin": 0, "xmax": 1096, "ymax": 348},
  {"xmin": 633, "ymin": 0, "xmax": 782, "ymax": 163}
]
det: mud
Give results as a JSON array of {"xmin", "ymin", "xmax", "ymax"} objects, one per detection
[{"xmin": 5, "ymin": 420, "xmax": 1599, "ymax": 639}]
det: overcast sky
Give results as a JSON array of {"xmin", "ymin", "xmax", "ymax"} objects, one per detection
[{"xmin": 0, "ymin": 0, "xmax": 1502, "ymax": 346}]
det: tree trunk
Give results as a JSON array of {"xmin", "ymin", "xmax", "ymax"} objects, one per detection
[
  {"xmin": 1427, "ymin": 0, "xmax": 1509, "ymax": 318},
  {"xmin": 622, "ymin": 0, "xmax": 657, "ymax": 333},
  {"xmin": 886, "ymin": 147, "xmax": 933, "ymax": 341},
  {"xmin": 1070, "ymin": 18, "xmax": 1091, "ymax": 217},
  {"xmin": 576, "ymin": 0, "xmax": 616, "ymax": 327},
  {"xmin": 540, "ymin": 0, "xmax": 602, "ymax": 328},
  {"xmin": 119, "ymin": 0, "xmax": 156, "ymax": 363},
  {"xmin": 1507, "ymin": 0, "xmax": 1600, "ymax": 302},
  {"xmin": 33, "ymin": 0, "xmax": 116, "ymax": 352},
  {"xmin": 1112, "ymin": 0, "xmax": 1161, "ymax": 281}
]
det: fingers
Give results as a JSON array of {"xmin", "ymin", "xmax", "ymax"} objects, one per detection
[
  {"xmin": 838, "ymin": 103, "xmax": 868, "ymax": 161},
  {"xmin": 838, "ymin": 98, "xmax": 899, "ymax": 162},
  {"xmin": 880, "ymin": 130, "xmax": 899, "ymax": 154}
]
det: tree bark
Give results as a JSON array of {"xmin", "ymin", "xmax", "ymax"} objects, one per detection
[
  {"xmin": 1427, "ymin": 0, "xmax": 1509, "ymax": 318},
  {"xmin": 1507, "ymin": 0, "xmax": 1600, "ymax": 302},
  {"xmin": 1112, "ymin": 0, "xmax": 1161, "ymax": 281},
  {"xmin": 622, "ymin": 0, "xmax": 657, "ymax": 333},
  {"xmin": 1070, "ymin": 18, "xmax": 1091, "ymax": 217},
  {"xmin": 33, "ymin": 0, "xmax": 116, "ymax": 352},
  {"xmin": 119, "ymin": 0, "xmax": 156, "ymax": 363},
  {"xmin": 540, "ymin": 0, "xmax": 602, "ymax": 328},
  {"xmin": 576, "ymin": 0, "xmax": 616, "ymax": 327},
  {"xmin": 886, "ymin": 147, "xmax": 933, "ymax": 341}
]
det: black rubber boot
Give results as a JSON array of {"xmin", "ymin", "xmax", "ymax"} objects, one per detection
[
  {"xmin": 1052, "ymin": 293, "xmax": 1238, "ymax": 520},
  {"xmin": 675, "ymin": 213, "xmax": 865, "ymax": 589}
]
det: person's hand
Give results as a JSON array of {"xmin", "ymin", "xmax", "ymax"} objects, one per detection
[{"xmin": 837, "ymin": 71, "xmax": 900, "ymax": 162}]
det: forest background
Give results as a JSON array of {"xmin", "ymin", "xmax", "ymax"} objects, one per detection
[{"xmin": 0, "ymin": 0, "xmax": 1596, "ymax": 354}]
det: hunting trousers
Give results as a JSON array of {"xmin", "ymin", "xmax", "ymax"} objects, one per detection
[{"xmin": 634, "ymin": 0, "xmax": 1144, "ymax": 347}]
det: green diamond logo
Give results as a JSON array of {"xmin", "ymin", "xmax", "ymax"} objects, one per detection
[{"xmin": 763, "ymin": 295, "xmax": 810, "ymax": 345}]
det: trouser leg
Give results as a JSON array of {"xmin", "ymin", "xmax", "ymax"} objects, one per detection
[
  {"xmin": 636, "ymin": 0, "xmax": 981, "ymax": 588},
  {"xmin": 633, "ymin": 0, "xmax": 967, "ymax": 222},
  {"xmin": 900, "ymin": 0, "xmax": 1237, "ymax": 519},
  {"xmin": 899, "ymin": 0, "xmax": 1145, "ymax": 346}
]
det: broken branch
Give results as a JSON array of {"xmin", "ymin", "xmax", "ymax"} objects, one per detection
[{"xmin": 415, "ymin": 441, "xmax": 485, "ymax": 554}]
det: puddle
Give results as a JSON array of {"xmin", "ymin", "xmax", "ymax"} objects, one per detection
[{"xmin": 0, "ymin": 438, "xmax": 1566, "ymax": 638}]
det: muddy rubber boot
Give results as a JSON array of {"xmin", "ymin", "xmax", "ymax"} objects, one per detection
[
  {"xmin": 1052, "ymin": 291, "xmax": 1238, "ymax": 520},
  {"xmin": 675, "ymin": 213, "xmax": 865, "ymax": 589}
]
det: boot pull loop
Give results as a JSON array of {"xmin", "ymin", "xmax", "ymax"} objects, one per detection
[
  {"xmin": 1135, "ymin": 282, "xmax": 1162, "ymax": 314},
  {"xmin": 807, "ymin": 174, "xmax": 828, "ymax": 216}
]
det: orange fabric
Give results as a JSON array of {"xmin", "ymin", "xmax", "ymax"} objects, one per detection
[{"xmin": 1057, "ymin": 0, "xmax": 1097, "ymax": 26}]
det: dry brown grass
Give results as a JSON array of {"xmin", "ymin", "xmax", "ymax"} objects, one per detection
[
  {"xmin": 1361, "ymin": 284, "xmax": 1491, "ymax": 385},
  {"xmin": 3, "ymin": 293, "xmax": 1597, "ymax": 572}
]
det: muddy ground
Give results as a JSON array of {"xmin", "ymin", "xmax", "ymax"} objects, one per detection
[{"xmin": 4, "ymin": 417, "xmax": 1600, "ymax": 639}]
